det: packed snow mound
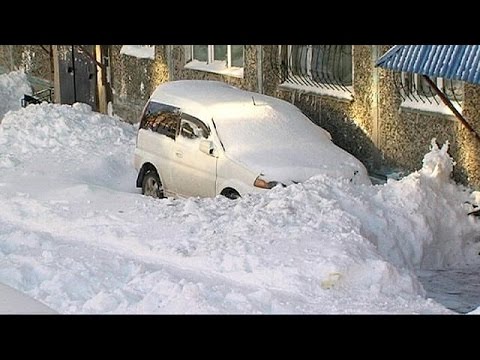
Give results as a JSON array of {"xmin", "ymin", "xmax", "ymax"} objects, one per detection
[
  {"xmin": 333, "ymin": 139, "xmax": 480, "ymax": 270},
  {"xmin": 0, "ymin": 102, "xmax": 134, "ymax": 157},
  {"xmin": 420, "ymin": 138, "xmax": 455, "ymax": 182},
  {"xmin": 0, "ymin": 102, "xmax": 478, "ymax": 313},
  {"xmin": 0, "ymin": 102, "xmax": 137, "ymax": 191},
  {"xmin": 0, "ymin": 70, "xmax": 32, "ymax": 121}
]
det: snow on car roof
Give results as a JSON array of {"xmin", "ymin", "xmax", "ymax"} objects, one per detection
[{"xmin": 149, "ymin": 80, "xmax": 295, "ymax": 120}]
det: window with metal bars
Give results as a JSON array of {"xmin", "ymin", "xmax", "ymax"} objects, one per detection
[
  {"xmin": 277, "ymin": 45, "xmax": 353, "ymax": 93},
  {"xmin": 397, "ymin": 72, "xmax": 464, "ymax": 109}
]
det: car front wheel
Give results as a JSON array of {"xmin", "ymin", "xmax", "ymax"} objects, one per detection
[
  {"xmin": 221, "ymin": 188, "xmax": 240, "ymax": 200},
  {"xmin": 142, "ymin": 170, "xmax": 164, "ymax": 198}
]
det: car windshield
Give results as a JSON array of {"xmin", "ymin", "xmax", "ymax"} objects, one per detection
[{"xmin": 212, "ymin": 100, "xmax": 330, "ymax": 154}]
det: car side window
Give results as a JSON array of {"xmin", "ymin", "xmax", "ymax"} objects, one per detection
[
  {"xmin": 179, "ymin": 113, "xmax": 210, "ymax": 140},
  {"xmin": 139, "ymin": 102, "xmax": 180, "ymax": 140}
]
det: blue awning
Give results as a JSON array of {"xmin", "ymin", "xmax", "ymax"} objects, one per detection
[{"xmin": 376, "ymin": 45, "xmax": 480, "ymax": 85}]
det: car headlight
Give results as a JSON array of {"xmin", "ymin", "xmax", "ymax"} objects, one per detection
[{"xmin": 254, "ymin": 176, "xmax": 284, "ymax": 189}]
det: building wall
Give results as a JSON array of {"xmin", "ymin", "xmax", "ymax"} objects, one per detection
[
  {"xmin": 454, "ymin": 84, "xmax": 480, "ymax": 187},
  {"xmin": 377, "ymin": 55, "xmax": 458, "ymax": 174},
  {"xmin": 377, "ymin": 45, "xmax": 480, "ymax": 187},
  {"xmin": 109, "ymin": 45, "xmax": 169, "ymax": 123}
]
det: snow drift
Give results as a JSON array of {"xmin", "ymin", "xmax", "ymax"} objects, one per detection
[{"xmin": 334, "ymin": 139, "xmax": 480, "ymax": 270}]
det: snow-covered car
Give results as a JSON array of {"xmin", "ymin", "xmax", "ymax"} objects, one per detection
[{"xmin": 134, "ymin": 80, "xmax": 371, "ymax": 199}]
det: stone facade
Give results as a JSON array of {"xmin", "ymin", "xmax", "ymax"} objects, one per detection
[
  {"xmin": 376, "ymin": 45, "xmax": 480, "ymax": 186},
  {"xmin": 109, "ymin": 45, "xmax": 169, "ymax": 123}
]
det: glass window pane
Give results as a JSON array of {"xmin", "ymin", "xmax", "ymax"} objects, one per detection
[
  {"xmin": 231, "ymin": 45, "xmax": 244, "ymax": 67},
  {"xmin": 140, "ymin": 102, "xmax": 179, "ymax": 140},
  {"xmin": 310, "ymin": 45, "xmax": 352, "ymax": 85},
  {"xmin": 311, "ymin": 45, "xmax": 334, "ymax": 83},
  {"xmin": 180, "ymin": 119, "xmax": 197, "ymax": 139},
  {"xmin": 444, "ymin": 79, "xmax": 464, "ymax": 102},
  {"xmin": 418, "ymin": 76, "xmax": 436, "ymax": 97},
  {"xmin": 193, "ymin": 45, "xmax": 208, "ymax": 62},
  {"xmin": 339, "ymin": 45, "xmax": 352, "ymax": 86},
  {"xmin": 311, "ymin": 45, "xmax": 326, "ymax": 81},
  {"xmin": 291, "ymin": 45, "xmax": 309, "ymax": 76},
  {"xmin": 214, "ymin": 45, "xmax": 227, "ymax": 61},
  {"xmin": 295, "ymin": 45, "xmax": 352, "ymax": 86},
  {"xmin": 401, "ymin": 72, "xmax": 414, "ymax": 94}
]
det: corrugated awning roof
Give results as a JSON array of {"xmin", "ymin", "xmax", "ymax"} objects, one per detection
[{"xmin": 376, "ymin": 45, "xmax": 480, "ymax": 85}]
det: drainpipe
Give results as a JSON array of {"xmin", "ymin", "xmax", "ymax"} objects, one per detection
[
  {"xmin": 9, "ymin": 45, "xmax": 14, "ymax": 71},
  {"xmin": 71, "ymin": 45, "xmax": 77, "ymax": 103},
  {"xmin": 256, "ymin": 45, "xmax": 263, "ymax": 94},
  {"xmin": 95, "ymin": 45, "xmax": 107, "ymax": 114},
  {"xmin": 167, "ymin": 45, "xmax": 174, "ymax": 81},
  {"xmin": 52, "ymin": 46, "xmax": 61, "ymax": 104},
  {"xmin": 371, "ymin": 45, "xmax": 380, "ymax": 148}
]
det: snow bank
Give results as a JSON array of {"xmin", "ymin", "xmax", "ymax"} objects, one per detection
[
  {"xmin": 0, "ymin": 98, "xmax": 479, "ymax": 313},
  {"xmin": 355, "ymin": 139, "xmax": 480, "ymax": 270},
  {"xmin": 0, "ymin": 102, "xmax": 137, "ymax": 191},
  {"xmin": 0, "ymin": 70, "xmax": 31, "ymax": 121}
]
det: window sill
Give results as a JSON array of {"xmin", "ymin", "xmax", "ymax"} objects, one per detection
[
  {"xmin": 400, "ymin": 98, "xmax": 462, "ymax": 118},
  {"xmin": 184, "ymin": 60, "xmax": 244, "ymax": 79},
  {"xmin": 278, "ymin": 81, "xmax": 353, "ymax": 102}
]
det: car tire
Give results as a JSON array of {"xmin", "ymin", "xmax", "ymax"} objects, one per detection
[
  {"xmin": 142, "ymin": 170, "xmax": 164, "ymax": 198},
  {"xmin": 221, "ymin": 188, "xmax": 241, "ymax": 200}
]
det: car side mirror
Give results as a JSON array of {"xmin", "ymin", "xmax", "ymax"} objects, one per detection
[{"xmin": 199, "ymin": 140, "xmax": 216, "ymax": 157}]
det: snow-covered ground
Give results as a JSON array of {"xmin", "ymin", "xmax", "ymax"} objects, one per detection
[{"xmin": 1, "ymin": 71, "xmax": 480, "ymax": 314}]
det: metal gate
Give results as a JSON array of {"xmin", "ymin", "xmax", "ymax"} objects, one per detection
[{"xmin": 55, "ymin": 45, "xmax": 98, "ymax": 110}]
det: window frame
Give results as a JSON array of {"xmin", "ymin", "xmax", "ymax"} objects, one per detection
[{"xmin": 184, "ymin": 45, "xmax": 244, "ymax": 78}]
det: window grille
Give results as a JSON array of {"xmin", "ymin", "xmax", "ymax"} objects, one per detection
[{"xmin": 273, "ymin": 45, "xmax": 353, "ymax": 93}]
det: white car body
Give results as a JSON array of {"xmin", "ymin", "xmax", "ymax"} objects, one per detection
[{"xmin": 134, "ymin": 80, "xmax": 371, "ymax": 199}]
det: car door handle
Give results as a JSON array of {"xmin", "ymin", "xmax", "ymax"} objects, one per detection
[{"xmin": 175, "ymin": 151, "xmax": 183, "ymax": 158}]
